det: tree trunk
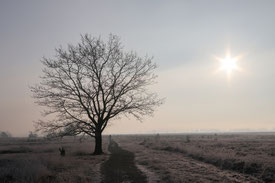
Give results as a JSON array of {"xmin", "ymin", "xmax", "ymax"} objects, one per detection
[{"xmin": 93, "ymin": 131, "xmax": 103, "ymax": 155}]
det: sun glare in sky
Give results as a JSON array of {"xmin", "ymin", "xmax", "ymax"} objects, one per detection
[{"xmin": 216, "ymin": 50, "xmax": 242, "ymax": 79}]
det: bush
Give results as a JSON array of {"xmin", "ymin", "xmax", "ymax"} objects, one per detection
[
  {"xmin": 28, "ymin": 131, "xmax": 38, "ymax": 139},
  {"xmin": 0, "ymin": 131, "xmax": 12, "ymax": 138}
]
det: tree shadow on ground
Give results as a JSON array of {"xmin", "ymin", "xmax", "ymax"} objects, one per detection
[{"xmin": 101, "ymin": 140, "xmax": 147, "ymax": 183}]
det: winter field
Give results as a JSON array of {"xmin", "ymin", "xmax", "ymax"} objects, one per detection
[{"xmin": 0, "ymin": 133, "xmax": 275, "ymax": 183}]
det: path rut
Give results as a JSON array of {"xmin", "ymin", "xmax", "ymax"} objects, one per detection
[{"xmin": 101, "ymin": 140, "xmax": 147, "ymax": 183}]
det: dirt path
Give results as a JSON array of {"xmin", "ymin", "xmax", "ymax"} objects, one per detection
[{"xmin": 101, "ymin": 140, "xmax": 147, "ymax": 183}]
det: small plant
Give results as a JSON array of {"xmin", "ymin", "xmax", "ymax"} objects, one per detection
[
  {"xmin": 59, "ymin": 147, "xmax": 65, "ymax": 156},
  {"xmin": 28, "ymin": 131, "xmax": 38, "ymax": 140}
]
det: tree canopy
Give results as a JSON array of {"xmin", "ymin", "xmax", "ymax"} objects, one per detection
[{"xmin": 31, "ymin": 34, "xmax": 163, "ymax": 154}]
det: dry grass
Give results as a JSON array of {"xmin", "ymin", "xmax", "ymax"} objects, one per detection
[
  {"xmin": 0, "ymin": 137, "xmax": 109, "ymax": 183},
  {"xmin": 114, "ymin": 134, "xmax": 264, "ymax": 183},
  {"xmin": 117, "ymin": 133, "xmax": 275, "ymax": 182},
  {"xmin": 1, "ymin": 133, "xmax": 274, "ymax": 183}
]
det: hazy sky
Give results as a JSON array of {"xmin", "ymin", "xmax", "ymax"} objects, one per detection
[{"xmin": 1, "ymin": 0, "xmax": 275, "ymax": 136}]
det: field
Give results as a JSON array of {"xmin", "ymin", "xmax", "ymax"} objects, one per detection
[
  {"xmin": 0, "ymin": 137, "xmax": 108, "ymax": 183},
  {"xmin": 0, "ymin": 133, "xmax": 275, "ymax": 182}
]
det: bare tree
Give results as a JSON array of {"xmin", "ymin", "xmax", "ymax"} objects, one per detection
[
  {"xmin": 31, "ymin": 34, "xmax": 163, "ymax": 154},
  {"xmin": 0, "ymin": 131, "xmax": 12, "ymax": 138}
]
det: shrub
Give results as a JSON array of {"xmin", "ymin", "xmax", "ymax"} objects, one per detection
[{"xmin": 0, "ymin": 131, "xmax": 12, "ymax": 138}]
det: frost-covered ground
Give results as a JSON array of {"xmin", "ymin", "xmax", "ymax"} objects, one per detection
[
  {"xmin": 0, "ymin": 137, "xmax": 108, "ymax": 183},
  {"xmin": 0, "ymin": 133, "xmax": 274, "ymax": 182},
  {"xmin": 116, "ymin": 133, "xmax": 275, "ymax": 183}
]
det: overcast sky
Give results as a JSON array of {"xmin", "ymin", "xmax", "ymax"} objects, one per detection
[{"xmin": 1, "ymin": 0, "xmax": 275, "ymax": 136}]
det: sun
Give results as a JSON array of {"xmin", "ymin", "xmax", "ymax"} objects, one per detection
[
  {"xmin": 216, "ymin": 50, "xmax": 242, "ymax": 78},
  {"xmin": 218, "ymin": 55, "xmax": 238, "ymax": 74}
]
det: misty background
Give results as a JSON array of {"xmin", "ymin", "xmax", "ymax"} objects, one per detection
[{"xmin": 1, "ymin": 0, "xmax": 275, "ymax": 136}]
